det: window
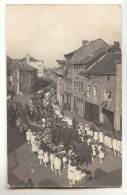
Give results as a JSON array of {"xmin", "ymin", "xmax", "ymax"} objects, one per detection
[
  {"xmin": 76, "ymin": 82, "xmax": 78, "ymax": 91},
  {"xmin": 93, "ymin": 86, "xmax": 97, "ymax": 97},
  {"xmin": 69, "ymin": 79, "xmax": 72, "ymax": 90},
  {"xmin": 81, "ymin": 82, "xmax": 83, "ymax": 92},
  {"xmin": 104, "ymin": 89, "xmax": 112, "ymax": 101},
  {"xmin": 79, "ymin": 82, "xmax": 83, "ymax": 92},
  {"xmin": 86, "ymin": 85, "xmax": 90, "ymax": 97},
  {"xmin": 79, "ymin": 82, "xmax": 81, "ymax": 92},
  {"xmin": 76, "ymin": 66, "xmax": 78, "ymax": 75},
  {"xmin": 74, "ymin": 66, "xmax": 76, "ymax": 75},
  {"xmin": 74, "ymin": 81, "xmax": 77, "ymax": 91},
  {"xmin": 62, "ymin": 94, "xmax": 64, "ymax": 103}
]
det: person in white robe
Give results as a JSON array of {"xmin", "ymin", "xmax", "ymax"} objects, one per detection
[
  {"xmin": 74, "ymin": 167, "xmax": 82, "ymax": 184},
  {"xmin": 54, "ymin": 155, "xmax": 62, "ymax": 175},
  {"xmin": 116, "ymin": 140, "xmax": 121, "ymax": 156},
  {"xmin": 62, "ymin": 155, "xmax": 68, "ymax": 168},
  {"xmin": 104, "ymin": 135, "xmax": 108, "ymax": 150},
  {"xmin": 41, "ymin": 118, "xmax": 46, "ymax": 128},
  {"xmin": 43, "ymin": 151, "xmax": 49, "ymax": 167},
  {"xmin": 68, "ymin": 162, "xmax": 77, "ymax": 185},
  {"xmin": 87, "ymin": 138, "xmax": 91, "ymax": 146},
  {"xmin": 92, "ymin": 144, "xmax": 97, "ymax": 162},
  {"xmin": 107, "ymin": 136, "xmax": 113, "ymax": 151},
  {"xmin": 38, "ymin": 149, "xmax": 44, "ymax": 165},
  {"xmin": 49, "ymin": 152, "xmax": 55, "ymax": 172},
  {"xmin": 99, "ymin": 132, "xmax": 104, "ymax": 143},
  {"xmin": 94, "ymin": 131, "xmax": 99, "ymax": 142},
  {"xmin": 31, "ymin": 131, "xmax": 36, "ymax": 145},
  {"xmin": 31, "ymin": 132, "xmax": 39, "ymax": 154},
  {"xmin": 85, "ymin": 124, "xmax": 90, "ymax": 134},
  {"xmin": 32, "ymin": 139, "xmax": 39, "ymax": 154},
  {"xmin": 26, "ymin": 129, "xmax": 32, "ymax": 144},
  {"xmin": 98, "ymin": 143, "xmax": 102, "ymax": 153},
  {"xmin": 99, "ymin": 150, "xmax": 105, "ymax": 164}
]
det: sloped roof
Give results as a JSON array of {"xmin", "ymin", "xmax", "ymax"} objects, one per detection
[
  {"xmin": 76, "ymin": 47, "xmax": 106, "ymax": 65},
  {"xmin": 7, "ymin": 56, "xmax": 37, "ymax": 72},
  {"xmin": 64, "ymin": 39, "xmax": 109, "ymax": 65},
  {"xmin": 21, "ymin": 55, "xmax": 42, "ymax": 62},
  {"xmin": 81, "ymin": 52, "xmax": 121, "ymax": 76},
  {"xmin": 18, "ymin": 62, "xmax": 37, "ymax": 71},
  {"xmin": 56, "ymin": 60, "xmax": 66, "ymax": 66}
]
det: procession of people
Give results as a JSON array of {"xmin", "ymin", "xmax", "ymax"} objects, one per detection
[{"xmin": 7, "ymin": 88, "xmax": 122, "ymax": 186}]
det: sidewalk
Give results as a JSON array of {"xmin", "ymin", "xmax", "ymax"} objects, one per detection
[{"xmin": 64, "ymin": 110, "xmax": 122, "ymax": 140}]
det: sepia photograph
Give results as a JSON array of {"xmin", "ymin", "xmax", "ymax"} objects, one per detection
[{"xmin": 6, "ymin": 4, "xmax": 122, "ymax": 188}]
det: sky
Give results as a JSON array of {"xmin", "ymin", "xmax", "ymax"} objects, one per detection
[{"xmin": 6, "ymin": 4, "xmax": 122, "ymax": 68}]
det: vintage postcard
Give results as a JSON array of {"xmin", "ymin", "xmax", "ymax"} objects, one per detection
[{"xmin": 6, "ymin": 4, "xmax": 122, "ymax": 188}]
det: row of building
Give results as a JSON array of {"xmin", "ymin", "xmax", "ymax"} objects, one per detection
[
  {"xmin": 56, "ymin": 39, "xmax": 122, "ymax": 137},
  {"xmin": 7, "ymin": 54, "xmax": 44, "ymax": 95}
]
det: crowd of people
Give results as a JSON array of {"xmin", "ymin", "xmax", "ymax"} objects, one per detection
[{"xmin": 7, "ymin": 89, "xmax": 122, "ymax": 186}]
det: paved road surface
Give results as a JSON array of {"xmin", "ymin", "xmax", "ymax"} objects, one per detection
[
  {"xmin": 8, "ymin": 94, "xmax": 122, "ymax": 188},
  {"xmin": 8, "ymin": 125, "xmax": 122, "ymax": 188}
]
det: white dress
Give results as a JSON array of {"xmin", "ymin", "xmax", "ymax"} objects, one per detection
[
  {"xmin": 54, "ymin": 157, "xmax": 61, "ymax": 170},
  {"xmin": 98, "ymin": 145, "xmax": 102, "ymax": 152},
  {"xmin": 116, "ymin": 140, "xmax": 121, "ymax": 153},
  {"xmin": 50, "ymin": 153, "xmax": 55, "ymax": 162},
  {"xmin": 107, "ymin": 136, "xmax": 112, "ymax": 149},
  {"xmin": 75, "ymin": 170, "xmax": 82, "ymax": 182},
  {"xmin": 43, "ymin": 152, "xmax": 49, "ymax": 163},
  {"xmin": 104, "ymin": 135, "xmax": 108, "ymax": 147},
  {"xmin": 32, "ymin": 142, "xmax": 38, "ymax": 153},
  {"xmin": 88, "ymin": 130, "xmax": 94, "ymax": 137},
  {"xmin": 26, "ymin": 131, "xmax": 32, "ymax": 142},
  {"xmin": 38, "ymin": 149, "xmax": 43, "ymax": 160},
  {"xmin": 68, "ymin": 165, "xmax": 76, "ymax": 181},
  {"xmin": 93, "ymin": 149, "xmax": 96, "ymax": 157},
  {"xmin": 87, "ymin": 138, "xmax": 91, "ymax": 145},
  {"xmin": 99, "ymin": 132, "xmax": 104, "ymax": 143},
  {"xmin": 94, "ymin": 132, "xmax": 99, "ymax": 141},
  {"xmin": 85, "ymin": 125, "xmax": 89, "ymax": 134},
  {"xmin": 113, "ymin": 138, "xmax": 117, "ymax": 151},
  {"xmin": 31, "ymin": 134, "xmax": 35, "ymax": 144},
  {"xmin": 99, "ymin": 150, "xmax": 104, "ymax": 159},
  {"xmin": 62, "ymin": 156, "xmax": 67, "ymax": 164},
  {"xmin": 50, "ymin": 153, "xmax": 55, "ymax": 169}
]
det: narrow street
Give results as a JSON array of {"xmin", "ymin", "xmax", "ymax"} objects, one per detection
[{"xmin": 8, "ymin": 112, "xmax": 122, "ymax": 188}]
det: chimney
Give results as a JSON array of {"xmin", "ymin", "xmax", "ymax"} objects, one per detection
[
  {"xmin": 114, "ymin": 41, "xmax": 120, "ymax": 49},
  {"xmin": 82, "ymin": 40, "xmax": 89, "ymax": 47},
  {"xmin": 107, "ymin": 41, "xmax": 121, "ymax": 53}
]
